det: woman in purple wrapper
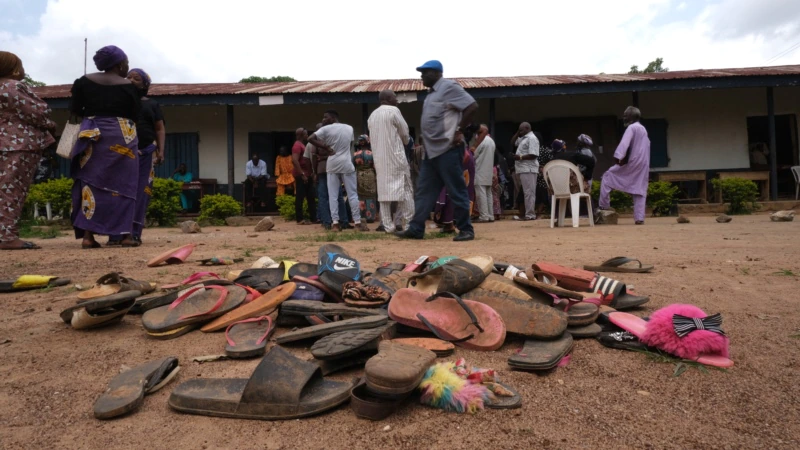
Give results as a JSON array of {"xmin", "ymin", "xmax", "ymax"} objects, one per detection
[
  {"xmin": 69, "ymin": 45, "xmax": 141, "ymax": 248},
  {"xmin": 108, "ymin": 68, "xmax": 165, "ymax": 246}
]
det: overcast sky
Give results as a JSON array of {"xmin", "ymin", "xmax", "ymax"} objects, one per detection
[{"xmin": 2, "ymin": 0, "xmax": 799, "ymax": 86}]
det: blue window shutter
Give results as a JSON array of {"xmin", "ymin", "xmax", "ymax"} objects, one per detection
[
  {"xmin": 642, "ymin": 119, "xmax": 669, "ymax": 168},
  {"xmin": 155, "ymin": 133, "xmax": 200, "ymax": 180}
]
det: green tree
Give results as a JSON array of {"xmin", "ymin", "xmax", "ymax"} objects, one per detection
[
  {"xmin": 239, "ymin": 75, "xmax": 297, "ymax": 83},
  {"xmin": 629, "ymin": 58, "xmax": 669, "ymax": 74},
  {"xmin": 23, "ymin": 74, "xmax": 46, "ymax": 87}
]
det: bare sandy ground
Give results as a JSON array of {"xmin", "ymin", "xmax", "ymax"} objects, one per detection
[{"xmin": 1, "ymin": 214, "xmax": 798, "ymax": 450}]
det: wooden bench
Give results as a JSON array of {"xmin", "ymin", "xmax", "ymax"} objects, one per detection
[
  {"xmin": 653, "ymin": 171, "xmax": 708, "ymax": 203},
  {"xmin": 715, "ymin": 171, "xmax": 770, "ymax": 202}
]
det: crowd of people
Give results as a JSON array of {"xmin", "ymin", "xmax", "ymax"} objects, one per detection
[{"xmin": 0, "ymin": 47, "xmax": 651, "ymax": 250}]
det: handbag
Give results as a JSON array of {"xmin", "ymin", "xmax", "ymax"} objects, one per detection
[{"xmin": 55, "ymin": 116, "xmax": 80, "ymax": 159}]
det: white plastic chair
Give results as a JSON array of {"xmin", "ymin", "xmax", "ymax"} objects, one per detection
[
  {"xmin": 543, "ymin": 160, "xmax": 594, "ymax": 228},
  {"xmin": 792, "ymin": 166, "xmax": 800, "ymax": 200}
]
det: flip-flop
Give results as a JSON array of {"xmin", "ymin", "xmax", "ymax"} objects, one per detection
[
  {"xmin": 60, "ymin": 291, "xmax": 140, "ymax": 330},
  {"xmin": 350, "ymin": 378, "xmax": 406, "ymax": 421},
  {"xmin": 310, "ymin": 323, "xmax": 396, "ymax": 361},
  {"xmin": 364, "ymin": 341, "xmax": 437, "ymax": 396},
  {"xmin": 460, "ymin": 278, "xmax": 567, "ymax": 339},
  {"xmin": 388, "ymin": 289, "xmax": 506, "ymax": 352},
  {"xmin": 584, "ymin": 257, "xmax": 654, "ymax": 274},
  {"xmin": 318, "ymin": 244, "xmax": 363, "ymax": 296},
  {"xmin": 1, "ymin": 240, "xmax": 41, "ymax": 250},
  {"xmin": 224, "ymin": 316, "xmax": 276, "ymax": 359},
  {"xmin": 484, "ymin": 383, "xmax": 522, "ymax": 409},
  {"xmin": 377, "ymin": 271, "xmax": 415, "ymax": 294},
  {"xmin": 147, "ymin": 243, "xmax": 197, "ymax": 267},
  {"xmin": 533, "ymin": 262, "xmax": 649, "ymax": 310},
  {"xmin": 609, "ymin": 305, "xmax": 733, "ymax": 368},
  {"xmin": 567, "ymin": 323, "xmax": 602, "ymax": 338},
  {"xmin": 287, "ymin": 263, "xmax": 318, "ymax": 280},
  {"xmin": 161, "ymin": 272, "xmax": 222, "ymax": 290},
  {"xmin": 508, "ymin": 334, "xmax": 574, "ymax": 371},
  {"xmin": 77, "ymin": 273, "xmax": 155, "ymax": 300},
  {"xmin": 513, "ymin": 269, "xmax": 599, "ymax": 301},
  {"xmin": 291, "ymin": 276, "xmax": 341, "ymax": 302},
  {"xmin": 169, "ymin": 346, "xmax": 355, "ymax": 420},
  {"xmin": 406, "ymin": 256, "xmax": 494, "ymax": 295},
  {"xmin": 234, "ymin": 268, "xmax": 285, "ymax": 292},
  {"xmin": 142, "ymin": 285, "xmax": 247, "ymax": 337},
  {"xmin": 93, "ymin": 357, "xmax": 180, "ymax": 419},
  {"xmin": 596, "ymin": 331, "xmax": 650, "ymax": 351},
  {"xmin": 280, "ymin": 300, "xmax": 388, "ymax": 318},
  {"xmin": 390, "ymin": 338, "xmax": 455, "ymax": 357},
  {"xmin": 276, "ymin": 315, "xmax": 389, "ymax": 344},
  {"xmin": 201, "ymin": 283, "xmax": 296, "ymax": 332},
  {"xmin": 0, "ymin": 275, "xmax": 70, "ymax": 293},
  {"xmin": 130, "ymin": 280, "xmax": 234, "ymax": 315}
]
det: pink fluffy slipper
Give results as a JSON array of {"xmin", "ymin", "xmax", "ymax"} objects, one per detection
[{"xmin": 640, "ymin": 304, "xmax": 729, "ymax": 361}]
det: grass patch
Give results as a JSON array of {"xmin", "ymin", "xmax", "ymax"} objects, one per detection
[
  {"xmin": 634, "ymin": 349, "xmax": 728, "ymax": 377},
  {"xmin": 360, "ymin": 246, "xmax": 377, "ymax": 253},
  {"xmin": 18, "ymin": 221, "xmax": 63, "ymax": 240},
  {"xmin": 291, "ymin": 231, "xmax": 452, "ymax": 243},
  {"xmin": 773, "ymin": 269, "xmax": 797, "ymax": 277},
  {"xmin": 740, "ymin": 267, "xmax": 750, "ymax": 276},
  {"xmin": 243, "ymin": 249, "xmax": 253, "ymax": 257}
]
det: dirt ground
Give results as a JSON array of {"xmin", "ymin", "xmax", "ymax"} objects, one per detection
[{"xmin": 1, "ymin": 214, "xmax": 799, "ymax": 450}]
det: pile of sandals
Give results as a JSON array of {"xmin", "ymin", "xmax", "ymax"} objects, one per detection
[{"xmin": 41, "ymin": 248, "xmax": 734, "ymax": 421}]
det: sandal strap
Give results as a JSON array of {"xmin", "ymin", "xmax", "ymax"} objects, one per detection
[
  {"xmin": 169, "ymin": 285, "xmax": 229, "ymax": 320},
  {"xmin": 601, "ymin": 256, "xmax": 642, "ymax": 268},
  {"xmin": 235, "ymin": 283, "xmax": 262, "ymax": 302},
  {"xmin": 416, "ymin": 313, "xmax": 474, "ymax": 343},
  {"xmin": 424, "ymin": 292, "xmax": 484, "ymax": 333},
  {"xmin": 225, "ymin": 315, "xmax": 274, "ymax": 347}
]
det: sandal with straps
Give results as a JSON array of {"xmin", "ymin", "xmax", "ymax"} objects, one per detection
[
  {"xmin": 224, "ymin": 315, "xmax": 276, "ymax": 359},
  {"xmin": 142, "ymin": 284, "xmax": 247, "ymax": 340}
]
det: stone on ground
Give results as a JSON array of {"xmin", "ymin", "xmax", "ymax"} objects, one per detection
[
  {"xmin": 596, "ymin": 209, "xmax": 618, "ymax": 225},
  {"xmin": 254, "ymin": 217, "xmax": 275, "ymax": 232},
  {"xmin": 677, "ymin": 216, "xmax": 691, "ymax": 224},
  {"xmin": 716, "ymin": 214, "xmax": 732, "ymax": 223},
  {"xmin": 770, "ymin": 210, "xmax": 795, "ymax": 222},
  {"xmin": 180, "ymin": 221, "xmax": 201, "ymax": 234}
]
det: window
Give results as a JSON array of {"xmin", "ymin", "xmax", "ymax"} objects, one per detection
[
  {"xmin": 641, "ymin": 118, "xmax": 669, "ymax": 168},
  {"xmin": 155, "ymin": 133, "xmax": 200, "ymax": 180}
]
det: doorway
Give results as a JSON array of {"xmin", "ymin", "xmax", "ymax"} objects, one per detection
[
  {"xmin": 247, "ymin": 132, "xmax": 295, "ymax": 213},
  {"xmin": 747, "ymin": 114, "xmax": 798, "ymax": 197}
]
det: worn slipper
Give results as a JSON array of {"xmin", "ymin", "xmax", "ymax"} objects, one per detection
[
  {"xmin": 291, "ymin": 276, "xmax": 341, "ymax": 302},
  {"xmin": 533, "ymin": 262, "xmax": 649, "ymax": 310},
  {"xmin": 93, "ymin": 357, "xmax": 180, "ymax": 419},
  {"xmin": 597, "ymin": 330, "xmax": 650, "ymax": 351},
  {"xmin": 234, "ymin": 268, "xmax": 285, "ymax": 292},
  {"xmin": 508, "ymin": 333, "xmax": 574, "ymax": 371},
  {"xmin": 310, "ymin": 323, "xmax": 397, "ymax": 361},
  {"xmin": 161, "ymin": 272, "xmax": 222, "ymax": 290},
  {"xmin": 390, "ymin": 338, "xmax": 455, "ymax": 357},
  {"xmin": 364, "ymin": 341, "xmax": 437, "ymax": 396},
  {"xmin": 374, "ymin": 263, "xmax": 407, "ymax": 278},
  {"xmin": 147, "ymin": 243, "xmax": 197, "ymax": 267},
  {"xmin": 131, "ymin": 280, "xmax": 234, "ymax": 315},
  {"xmin": 406, "ymin": 256, "xmax": 493, "ymax": 295},
  {"xmin": 60, "ymin": 291, "xmax": 140, "ymax": 330},
  {"xmin": 169, "ymin": 346, "xmax": 355, "ymax": 420},
  {"xmin": 142, "ymin": 285, "xmax": 247, "ymax": 337},
  {"xmin": 224, "ymin": 316, "xmax": 276, "ymax": 359},
  {"xmin": 0, "ymin": 275, "xmax": 70, "ymax": 293},
  {"xmin": 378, "ymin": 271, "xmax": 415, "ymax": 294},
  {"xmin": 350, "ymin": 378, "xmax": 406, "ymax": 421},
  {"xmin": 280, "ymin": 300, "xmax": 388, "ymax": 318},
  {"xmin": 318, "ymin": 244, "xmax": 363, "ymax": 295},
  {"xmin": 288, "ymin": 281, "xmax": 325, "ymax": 301},
  {"xmin": 461, "ymin": 278, "xmax": 567, "ymax": 339},
  {"xmin": 583, "ymin": 256, "xmax": 654, "ymax": 274},
  {"xmin": 484, "ymin": 383, "xmax": 522, "ymax": 409},
  {"xmin": 287, "ymin": 263, "xmax": 318, "ymax": 280},
  {"xmin": 277, "ymin": 315, "xmax": 389, "ymax": 344},
  {"xmin": 567, "ymin": 323, "xmax": 602, "ymax": 338},
  {"xmin": 201, "ymin": 283, "xmax": 296, "ymax": 332},
  {"xmin": 77, "ymin": 273, "xmax": 155, "ymax": 300},
  {"xmin": 388, "ymin": 289, "xmax": 506, "ymax": 352}
]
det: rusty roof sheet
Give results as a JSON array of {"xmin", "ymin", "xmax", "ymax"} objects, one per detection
[{"xmin": 33, "ymin": 64, "xmax": 800, "ymax": 99}]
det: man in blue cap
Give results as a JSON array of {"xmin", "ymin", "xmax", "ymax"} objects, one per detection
[{"xmin": 396, "ymin": 60, "xmax": 478, "ymax": 241}]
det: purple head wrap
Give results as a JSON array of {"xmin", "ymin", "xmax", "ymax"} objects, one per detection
[
  {"xmin": 551, "ymin": 139, "xmax": 566, "ymax": 153},
  {"xmin": 577, "ymin": 134, "xmax": 593, "ymax": 147},
  {"xmin": 128, "ymin": 68, "xmax": 152, "ymax": 94},
  {"xmin": 93, "ymin": 45, "xmax": 127, "ymax": 71}
]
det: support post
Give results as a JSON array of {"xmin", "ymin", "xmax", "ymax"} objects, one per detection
[
  {"xmin": 226, "ymin": 104, "xmax": 235, "ymax": 197},
  {"xmin": 767, "ymin": 87, "xmax": 778, "ymax": 201},
  {"xmin": 632, "ymin": 91, "xmax": 639, "ymax": 108},
  {"xmin": 489, "ymin": 98, "xmax": 496, "ymax": 137},
  {"xmin": 361, "ymin": 103, "xmax": 369, "ymax": 134}
]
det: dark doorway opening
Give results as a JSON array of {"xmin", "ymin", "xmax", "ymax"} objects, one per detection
[
  {"xmin": 747, "ymin": 114, "xmax": 798, "ymax": 197},
  {"xmin": 247, "ymin": 132, "xmax": 295, "ymax": 213}
]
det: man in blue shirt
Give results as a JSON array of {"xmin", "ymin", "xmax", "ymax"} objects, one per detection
[{"xmin": 396, "ymin": 60, "xmax": 478, "ymax": 242}]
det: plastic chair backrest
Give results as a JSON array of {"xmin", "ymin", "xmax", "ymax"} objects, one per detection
[
  {"xmin": 543, "ymin": 160, "xmax": 586, "ymax": 196},
  {"xmin": 792, "ymin": 166, "xmax": 800, "ymax": 183}
]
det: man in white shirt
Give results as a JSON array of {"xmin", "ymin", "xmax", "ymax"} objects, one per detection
[
  {"xmin": 368, "ymin": 89, "xmax": 413, "ymax": 233},
  {"xmin": 512, "ymin": 122, "xmax": 539, "ymax": 220},
  {"xmin": 473, "ymin": 124, "xmax": 496, "ymax": 223},
  {"xmin": 308, "ymin": 110, "xmax": 368, "ymax": 232},
  {"xmin": 245, "ymin": 153, "xmax": 269, "ymax": 208}
]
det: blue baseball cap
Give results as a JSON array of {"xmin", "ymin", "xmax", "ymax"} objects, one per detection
[{"xmin": 416, "ymin": 60, "xmax": 443, "ymax": 72}]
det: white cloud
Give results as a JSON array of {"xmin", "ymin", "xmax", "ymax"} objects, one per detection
[{"xmin": 1, "ymin": 0, "xmax": 799, "ymax": 86}]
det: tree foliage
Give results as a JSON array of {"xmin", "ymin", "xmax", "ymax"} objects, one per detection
[
  {"xmin": 23, "ymin": 74, "xmax": 46, "ymax": 87},
  {"xmin": 629, "ymin": 58, "xmax": 669, "ymax": 74},
  {"xmin": 239, "ymin": 75, "xmax": 297, "ymax": 83}
]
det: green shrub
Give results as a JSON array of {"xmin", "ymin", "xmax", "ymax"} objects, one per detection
[
  {"xmin": 25, "ymin": 177, "xmax": 74, "ymax": 217},
  {"xmin": 275, "ymin": 195, "xmax": 309, "ymax": 221},
  {"xmin": 712, "ymin": 177, "xmax": 759, "ymax": 215},
  {"xmin": 590, "ymin": 180, "xmax": 633, "ymax": 212},
  {"xmin": 647, "ymin": 181, "xmax": 679, "ymax": 216},
  {"xmin": 147, "ymin": 178, "xmax": 183, "ymax": 227},
  {"xmin": 198, "ymin": 194, "xmax": 242, "ymax": 225}
]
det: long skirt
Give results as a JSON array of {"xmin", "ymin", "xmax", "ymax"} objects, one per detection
[
  {"xmin": 71, "ymin": 117, "xmax": 139, "ymax": 238},
  {"xmin": 356, "ymin": 168, "xmax": 377, "ymax": 223},
  {"xmin": 492, "ymin": 171, "xmax": 502, "ymax": 215},
  {"xmin": 0, "ymin": 151, "xmax": 40, "ymax": 241}
]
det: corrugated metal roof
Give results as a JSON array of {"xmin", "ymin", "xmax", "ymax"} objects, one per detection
[{"xmin": 33, "ymin": 64, "xmax": 800, "ymax": 99}]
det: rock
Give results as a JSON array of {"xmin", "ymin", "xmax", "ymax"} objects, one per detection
[
  {"xmin": 716, "ymin": 214, "xmax": 732, "ymax": 223},
  {"xmin": 383, "ymin": 425, "xmax": 391, "ymax": 432},
  {"xmin": 180, "ymin": 221, "xmax": 201, "ymax": 234},
  {"xmin": 676, "ymin": 215, "xmax": 691, "ymax": 224},
  {"xmin": 252, "ymin": 257, "xmax": 279, "ymax": 269},
  {"xmin": 770, "ymin": 210, "xmax": 795, "ymax": 222},
  {"xmin": 225, "ymin": 216, "xmax": 261, "ymax": 227},
  {"xmin": 595, "ymin": 209, "xmax": 618, "ymax": 225},
  {"xmin": 254, "ymin": 217, "xmax": 275, "ymax": 232}
]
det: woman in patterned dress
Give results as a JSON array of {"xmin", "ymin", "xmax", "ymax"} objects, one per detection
[
  {"xmin": 353, "ymin": 135, "xmax": 377, "ymax": 223},
  {"xmin": 274, "ymin": 145, "xmax": 295, "ymax": 196},
  {"xmin": 0, "ymin": 51, "xmax": 57, "ymax": 250}
]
